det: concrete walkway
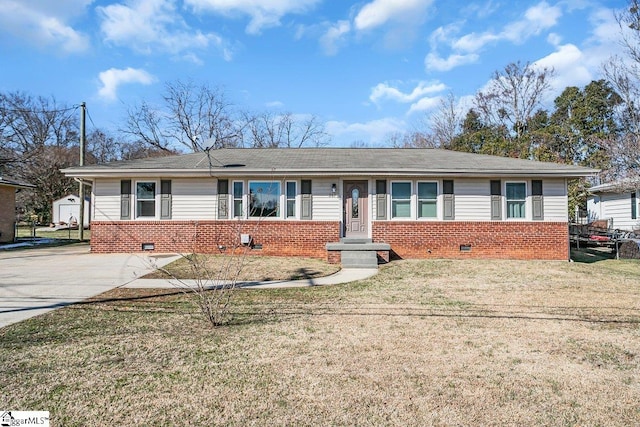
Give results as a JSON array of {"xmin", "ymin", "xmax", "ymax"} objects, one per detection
[
  {"xmin": 0, "ymin": 243, "xmax": 378, "ymax": 329},
  {"xmin": 0, "ymin": 244, "xmax": 180, "ymax": 329},
  {"xmin": 124, "ymin": 268, "xmax": 378, "ymax": 289}
]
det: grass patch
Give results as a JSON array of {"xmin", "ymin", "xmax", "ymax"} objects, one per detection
[
  {"xmin": 143, "ymin": 254, "xmax": 340, "ymax": 281},
  {"xmin": 16, "ymin": 226, "xmax": 91, "ymax": 240},
  {"xmin": 2, "ymin": 258, "xmax": 640, "ymax": 425}
]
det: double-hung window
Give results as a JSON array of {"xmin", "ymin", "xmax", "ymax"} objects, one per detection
[
  {"xmin": 136, "ymin": 181, "xmax": 156, "ymax": 218},
  {"xmin": 506, "ymin": 182, "xmax": 526, "ymax": 219},
  {"xmin": 417, "ymin": 182, "xmax": 437, "ymax": 218},
  {"xmin": 249, "ymin": 181, "xmax": 281, "ymax": 218},
  {"xmin": 233, "ymin": 181, "xmax": 244, "ymax": 218},
  {"xmin": 286, "ymin": 181, "xmax": 296, "ymax": 218},
  {"xmin": 391, "ymin": 182, "xmax": 411, "ymax": 218}
]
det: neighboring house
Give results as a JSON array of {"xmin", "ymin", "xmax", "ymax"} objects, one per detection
[
  {"xmin": 62, "ymin": 148, "xmax": 597, "ymax": 261},
  {"xmin": 587, "ymin": 180, "xmax": 640, "ymax": 232},
  {"xmin": 0, "ymin": 176, "xmax": 35, "ymax": 243},
  {"xmin": 52, "ymin": 194, "xmax": 90, "ymax": 228}
]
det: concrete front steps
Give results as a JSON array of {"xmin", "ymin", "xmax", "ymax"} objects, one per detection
[{"xmin": 325, "ymin": 238, "xmax": 391, "ymax": 268}]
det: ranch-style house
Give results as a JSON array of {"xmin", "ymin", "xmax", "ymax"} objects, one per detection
[{"xmin": 62, "ymin": 148, "xmax": 597, "ymax": 262}]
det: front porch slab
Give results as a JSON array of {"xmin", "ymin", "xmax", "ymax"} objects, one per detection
[{"xmin": 326, "ymin": 239, "xmax": 391, "ymax": 268}]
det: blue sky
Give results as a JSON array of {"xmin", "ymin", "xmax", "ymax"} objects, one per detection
[{"xmin": 0, "ymin": 0, "xmax": 630, "ymax": 148}]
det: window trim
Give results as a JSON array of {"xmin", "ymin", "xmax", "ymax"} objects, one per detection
[
  {"xmin": 391, "ymin": 181, "xmax": 412, "ymax": 219},
  {"xmin": 248, "ymin": 180, "xmax": 282, "ymax": 219},
  {"xmin": 286, "ymin": 180, "xmax": 297, "ymax": 219},
  {"xmin": 417, "ymin": 181, "xmax": 438, "ymax": 219},
  {"xmin": 134, "ymin": 180, "xmax": 158, "ymax": 219},
  {"xmin": 505, "ymin": 181, "xmax": 527, "ymax": 220},
  {"xmin": 232, "ymin": 181, "xmax": 244, "ymax": 219}
]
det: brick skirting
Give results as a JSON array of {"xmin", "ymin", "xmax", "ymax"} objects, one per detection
[
  {"xmin": 372, "ymin": 221, "xmax": 569, "ymax": 260},
  {"xmin": 0, "ymin": 186, "xmax": 16, "ymax": 243},
  {"xmin": 91, "ymin": 220, "xmax": 569, "ymax": 261},
  {"xmin": 90, "ymin": 220, "xmax": 341, "ymax": 258}
]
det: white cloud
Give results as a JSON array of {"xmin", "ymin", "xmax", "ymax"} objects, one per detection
[
  {"xmin": 426, "ymin": 1, "xmax": 562, "ymax": 72},
  {"xmin": 354, "ymin": 0, "xmax": 432, "ymax": 31},
  {"xmin": 97, "ymin": 67, "xmax": 156, "ymax": 101},
  {"xmin": 428, "ymin": 24, "xmax": 460, "ymax": 50},
  {"xmin": 452, "ymin": 32, "xmax": 500, "ymax": 52},
  {"xmin": 266, "ymin": 100, "xmax": 284, "ymax": 108},
  {"xmin": 501, "ymin": 1, "xmax": 561, "ymax": 44},
  {"xmin": 408, "ymin": 96, "xmax": 441, "ymax": 114},
  {"xmin": 425, "ymin": 52, "xmax": 478, "ymax": 71},
  {"xmin": 370, "ymin": 81, "xmax": 446, "ymax": 104},
  {"xmin": 0, "ymin": 0, "xmax": 90, "ymax": 53},
  {"xmin": 185, "ymin": 0, "xmax": 320, "ymax": 34},
  {"xmin": 98, "ymin": 0, "xmax": 230, "ymax": 60},
  {"xmin": 453, "ymin": 1, "xmax": 561, "ymax": 52},
  {"xmin": 547, "ymin": 32, "xmax": 562, "ymax": 46},
  {"xmin": 588, "ymin": 7, "xmax": 624, "ymax": 46},
  {"xmin": 320, "ymin": 20, "xmax": 351, "ymax": 56},
  {"xmin": 326, "ymin": 117, "xmax": 406, "ymax": 146}
]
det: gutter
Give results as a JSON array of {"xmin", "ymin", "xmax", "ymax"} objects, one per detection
[
  {"xmin": 62, "ymin": 168, "xmax": 600, "ymax": 179},
  {"xmin": 73, "ymin": 177, "xmax": 94, "ymax": 186}
]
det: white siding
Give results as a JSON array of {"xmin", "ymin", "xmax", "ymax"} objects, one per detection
[
  {"xmin": 587, "ymin": 196, "xmax": 600, "ymax": 222},
  {"xmin": 312, "ymin": 179, "xmax": 341, "ymax": 221},
  {"xmin": 597, "ymin": 192, "xmax": 638, "ymax": 231},
  {"xmin": 91, "ymin": 176, "xmax": 572, "ymax": 224},
  {"xmin": 93, "ymin": 179, "xmax": 121, "ymax": 221},
  {"xmin": 542, "ymin": 179, "xmax": 567, "ymax": 221},
  {"xmin": 172, "ymin": 178, "xmax": 216, "ymax": 220},
  {"xmin": 455, "ymin": 179, "xmax": 491, "ymax": 221}
]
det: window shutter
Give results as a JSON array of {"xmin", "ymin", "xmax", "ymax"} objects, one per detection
[
  {"xmin": 490, "ymin": 180, "xmax": 501, "ymax": 220},
  {"xmin": 532, "ymin": 180, "xmax": 544, "ymax": 221},
  {"xmin": 217, "ymin": 179, "xmax": 229, "ymax": 219},
  {"xmin": 301, "ymin": 180, "xmax": 312, "ymax": 220},
  {"xmin": 120, "ymin": 180, "xmax": 131, "ymax": 220},
  {"xmin": 632, "ymin": 192, "xmax": 637, "ymax": 220},
  {"xmin": 376, "ymin": 179, "xmax": 387, "ymax": 220},
  {"xmin": 443, "ymin": 180, "xmax": 455, "ymax": 220},
  {"xmin": 160, "ymin": 180, "xmax": 172, "ymax": 219}
]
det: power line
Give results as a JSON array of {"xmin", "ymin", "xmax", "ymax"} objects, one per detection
[
  {"xmin": 85, "ymin": 105, "xmax": 97, "ymax": 130},
  {"xmin": 0, "ymin": 104, "xmax": 80, "ymax": 115}
]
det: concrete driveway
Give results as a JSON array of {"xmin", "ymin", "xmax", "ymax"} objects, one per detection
[{"xmin": 0, "ymin": 243, "xmax": 179, "ymax": 329}]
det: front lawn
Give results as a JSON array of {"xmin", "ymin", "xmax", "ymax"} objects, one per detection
[
  {"xmin": 143, "ymin": 253, "xmax": 340, "ymax": 281},
  {"xmin": 1, "ymin": 257, "xmax": 639, "ymax": 426}
]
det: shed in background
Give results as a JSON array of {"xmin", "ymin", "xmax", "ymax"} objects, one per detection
[{"xmin": 52, "ymin": 194, "xmax": 90, "ymax": 228}]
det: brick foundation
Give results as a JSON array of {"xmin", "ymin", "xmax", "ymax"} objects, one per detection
[
  {"xmin": 91, "ymin": 220, "xmax": 569, "ymax": 261},
  {"xmin": 90, "ymin": 220, "xmax": 341, "ymax": 258},
  {"xmin": 0, "ymin": 186, "xmax": 16, "ymax": 243},
  {"xmin": 372, "ymin": 221, "xmax": 569, "ymax": 260}
]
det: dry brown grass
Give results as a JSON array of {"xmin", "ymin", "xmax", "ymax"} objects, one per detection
[
  {"xmin": 143, "ymin": 253, "xmax": 340, "ymax": 281},
  {"xmin": 2, "ymin": 255, "xmax": 640, "ymax": 426}
]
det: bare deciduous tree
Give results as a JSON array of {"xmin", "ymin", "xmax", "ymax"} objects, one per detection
[
  {"xmin": 428, "ymin": 92, "xmax": 463, "ymax": 148},
  {"xmin": 0, "ymin": 92, "xmax": 80, "ymax": 222},
  {"xmin": 387, "ymin": 130, "xmax": 435, "ymax": 148},
  {"xmin": 122, "ymin": 80, "xmax": 242, "ymax": 153},
  {"xmin": 241, "ymin": 111, "xmax": 328, "ymax": 148},
  {"xmin": 475, "ymin": 61, "xmax": 554, "ymax": 140},
  {"xmin": 599, "ymin": 1, "xmax": 640, "ymax": 180}
]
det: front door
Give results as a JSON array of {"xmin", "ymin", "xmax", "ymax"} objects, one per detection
[{"xmin": 344, "ymin": 181, "xmax": 368, "ymax": 237}]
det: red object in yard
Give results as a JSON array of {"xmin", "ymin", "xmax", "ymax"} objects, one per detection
[{"xmin": 589, "ymin": 235, "xmax": 610, "ymax": 241}]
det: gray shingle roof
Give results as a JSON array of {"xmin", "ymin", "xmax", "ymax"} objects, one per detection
[
  {"xmin": 0, "ymin": 176, "xmax": 35, "ymax": 189},
  {"xmin": 589, "ymin": 178, "xmax": 640, "ymax": 193},
  {"xmin": 62, "ymin": 148, "xmax": 598, "ymax": 178}
]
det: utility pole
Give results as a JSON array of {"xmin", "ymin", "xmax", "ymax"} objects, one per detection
[{"xmin": 79, "ymin": 102, "xmax": 86, "ymax": 241}]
